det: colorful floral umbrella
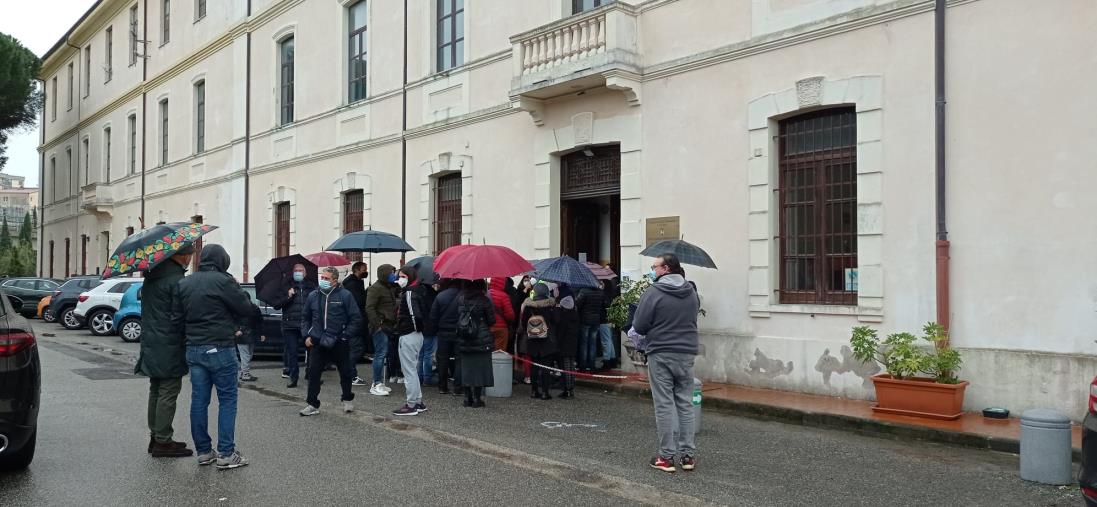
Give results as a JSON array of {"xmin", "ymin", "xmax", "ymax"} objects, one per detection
[{"xmin": 102, "ymin": 222, "xmax": 217, "ymax": 279}]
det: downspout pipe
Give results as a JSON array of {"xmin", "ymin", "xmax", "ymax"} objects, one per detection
[
  {"xmin": 399, "ymin": 0, "xmax": 408, "ymax": 265},
  {"xmin": 139, "ymin": 0, "xmax": 148, "ymax": 229},
  {"xmin": 242, "ymin": 0, "xmax": 252, "ymax": 281},
  {"xmin": 37, "ymin": 78, "xmax": 45, "ymax": 277},
  {"xmin": 934, "ymin": 0, "xmax": 951, "ymax": 343}
]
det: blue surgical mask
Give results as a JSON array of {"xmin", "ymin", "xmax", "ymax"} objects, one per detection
[
  {"xmin": 292, "ymin": 272, "xmax": 304, "ymax": 282},
  {"xmin": 387, "ymin": 273, "xmax": 398, "ymax": 283},
  {"xmin": 648, "ymin": 270, "xmax": 658, "ymax": 280},
  {"xmin": 318, "ymin": 279, "xmax": 333, "ymax": 291}
]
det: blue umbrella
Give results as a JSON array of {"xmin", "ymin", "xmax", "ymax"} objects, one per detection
[
  {"xmin": 530, "ymin": 256, "xmax": 601, "ymax": 289},
  {"xmin": 405, "ymin": 256, "xmax": 438, "ymax": 284},
  {"xmin": 328, "ymin": 230, "xmax": 414, "ymax": 253}
]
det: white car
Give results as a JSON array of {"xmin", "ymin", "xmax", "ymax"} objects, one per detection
[{"xmin": 74, "ymin": 279, "xmax": 143, "ymax": 336}]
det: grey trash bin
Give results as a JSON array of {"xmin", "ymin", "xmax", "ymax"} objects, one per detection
[
  {"xmin": 1019, "ymin": 408, "xmax": 1072, "ymax": 485},
  {"xmin": 692, "ymin": 378, "xmax": 702, "ymax": 436},
  {"xmin": 485, "ymin": 351, "xmax": 513, "ymax": 398}
]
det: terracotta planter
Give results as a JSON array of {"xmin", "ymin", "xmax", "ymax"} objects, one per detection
[{"xmin": 870, "ymin": 374, "xmax": 969, "ymax": 421}]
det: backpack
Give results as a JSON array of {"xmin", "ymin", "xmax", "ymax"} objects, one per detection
[
  {"xmin": 456, "ymin": 302, "xmax": 483, "ymax": 343},
  {"xmin": 526, "ymin": 313, "xmax": 550, "ymax": 340}
]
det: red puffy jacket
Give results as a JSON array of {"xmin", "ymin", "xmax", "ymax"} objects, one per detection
[{"xmin": 488, "ymin": 278, "xmax": 516, "ymax": 330}]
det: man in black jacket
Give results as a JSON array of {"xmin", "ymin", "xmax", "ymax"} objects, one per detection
[
  {"xmin": 268, "ymin": 263, "xmax": 314, "ymax": 388},
  {"xmin": 299, "ymin": 267, "xmax": 363, "ymax": 417},
  {"xmin": 175, "ymin": 244, "xmax": 260, "ymax": 470},
  {"xmin": 426, "ymin": 279, "xmax": 462, "ymax": 394},
  {"xmin": 576, "ymin": 285, "xmax": 605, "ymax": 371},
  {"xmin": 341, "ymin": 261, "xmax": 369, "ymax": 385}
]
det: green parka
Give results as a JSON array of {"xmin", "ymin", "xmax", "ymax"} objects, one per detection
[{"xmin": 134, "ymin": 260, "xmax": 188, "ymax": 378}]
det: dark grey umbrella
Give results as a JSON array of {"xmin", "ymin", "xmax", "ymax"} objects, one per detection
[
  {"xmin": 530, "ymin": 256, "xmax": 601, "ymax": 289},
  {"xmin": 405, "ymin": 256, "xmax": 438, "ymax": 284},
  {"xmin": 640, "ymin": 239, "xmax": 718, "ymax": 269},
  {"xmin": 327, "ymin": 230, "xmax": 414, "ymax": 253}
]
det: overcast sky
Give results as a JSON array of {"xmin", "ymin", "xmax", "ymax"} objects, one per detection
[{"xmin": 1, "ymin": 0, "xmax": 96, "ymax": 188}]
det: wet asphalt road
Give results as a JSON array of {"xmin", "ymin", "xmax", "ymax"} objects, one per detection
[{"xmin": 0, "ymin": 321, "xmax": 1082, "ymax": 506}]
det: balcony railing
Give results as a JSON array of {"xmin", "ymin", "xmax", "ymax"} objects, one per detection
[
  {"xmin": 81, "ymin": 183, "xmax": 113, "ymax": 215},
  {"xmin": 509, "ymin": 2, "xmax": 641, "ymax": 111}
]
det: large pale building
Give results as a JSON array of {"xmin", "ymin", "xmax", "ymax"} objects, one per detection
[{"xmin": 37, "ymin": 0, "xmax": 1097, "ymax": 418}]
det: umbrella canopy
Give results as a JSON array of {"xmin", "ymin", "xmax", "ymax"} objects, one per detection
[
  {"xmin": 102, "ymin": 222, "xmax": 217, "ymax": 279},
  {"xmin": 405, "ymin": 256, "xmax": 438, "ymax": 284},
  {"xmin": 436, "ymin": 245, "xmax": 533, "ymax": 280},
  {"xmin": 254, "ymin": 254, "xmax": 318, "ymax": 305},
  {"xmin": 530, "ymin": 256, "xmax": 601, "ymax": 289},
  {"xmin": 584, "ymin": 261, "xmax": 617, "ymax": 280},
  {"xmin": 640, "ymin": 239, "xmax": 718, "ymax": 269},
  {"xmin": 433, "ymin": 244, "xmax": 476, "ymax": 272},
  {"xmin": 305, "ymin": 251, "xmax": 351, "ymax": 268},
  {"xmin": 327, "ymin": 230, "xmax": 414, "ymax": 253}
]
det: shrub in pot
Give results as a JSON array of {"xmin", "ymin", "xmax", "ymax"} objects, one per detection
[{"xmin": 850, "ymin": 322, "xmax": 968, "ymax": 420}]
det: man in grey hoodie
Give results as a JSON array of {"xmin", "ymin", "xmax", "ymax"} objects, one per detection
[{"xmin": 631, "ymin": 253, "xmax": 700, "ymax": 474}]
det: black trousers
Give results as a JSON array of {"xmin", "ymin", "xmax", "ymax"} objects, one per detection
[
  {"xmin": 436, "ymin": 337, "xmax": 461, "ymax": 388},
  {"xmin": 386, "ymin": 334, "xmax": 403, "ymax": 378},
  {"xmin": 305, "ymin": 339, "xmax": 355, "ymax": 408},
  {"xmin": 530, "ymin": 353, "xmax": 556, "ymax": 394}
]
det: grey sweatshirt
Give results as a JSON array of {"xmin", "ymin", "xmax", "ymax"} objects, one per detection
[{"xmin": 631, "ymin": 274, "xmax": 700, "ymax": 356}]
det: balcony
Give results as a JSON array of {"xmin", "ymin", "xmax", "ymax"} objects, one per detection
[
  {"xmin": 509, "ymin": 2, "xmax": 641, "ymax": 121},
  {"xmin": 81, "ymin": 183, "xmax": 113, "ymax": 216}
]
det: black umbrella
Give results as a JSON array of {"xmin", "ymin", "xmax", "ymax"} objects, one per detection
[
  {"xmin": 327, "ymin": 230, "xmax": 414, "ymax": 253},
  {"xmin": 530, "ymin": 256, "xmax": 601, "ymax": 289},
  {"xmin": 405, "ymin": 256, "xmax": 438, "ymax": 284},
  {"xmin": 254, "ymin": 254, "xmax": 318, "ymax": 306},
  {"xmin": 102, "ymin": 222, "xmax": 217, "ymax": 278},
  {"xmin": 640, "ymin": 239, "xmax": 718, "ymax": 269}
]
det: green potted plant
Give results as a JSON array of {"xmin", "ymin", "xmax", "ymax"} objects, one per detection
[
  {"xmin": 608, "ymin": 276, "xmax": 652, "ymax": 368},
  {"xmin": 849, "ymin": 322, "xmax": 968, "ymax": 420}
]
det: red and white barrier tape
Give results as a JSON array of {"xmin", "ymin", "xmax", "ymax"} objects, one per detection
[{"xmin": 497, "ymin": 350, "xmax": 636, "ymax": 380}]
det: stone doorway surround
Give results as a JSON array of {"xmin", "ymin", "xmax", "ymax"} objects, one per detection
[
  {"xmin": 332, "ymin": 171, "xmax": 373, "ymax": 246},
  {"xmin": 266, "ymin": 185, "xmax": 297, "ymax": 256},
  {"xmin": 533, "ymin": 111, "xmax": 642, "ymax": 275}
]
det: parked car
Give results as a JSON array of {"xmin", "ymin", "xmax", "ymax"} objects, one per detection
[
  {"xmin": 0, "ymin": 287, "xmax": 41, "ymax": 470},
  {"xmin": 113, "ymin": 284, "xmax": 143, "ymax": 343},
  {"xmin": 74, "ymin": 279, "xmax": 143, "ymax": 336},
  {"xmin": 48, "ymin": 276, "xmax": 102, "ymax": 330},
  {"xmin": 240, "ymin": 284, "xmax": 290, "ymax": 357},
  {"xmin": 37, "ymin": 296, "xmax": 54, "ymax": 323},
  {"xmin": 1081, "ymin": 377, "xmax": 1097, "ymax": 506},
  {"xmin": 0, "ymin": 278, "xmax": 62, "ymax": 319}
]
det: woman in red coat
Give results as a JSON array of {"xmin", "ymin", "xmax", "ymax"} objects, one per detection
[{"xmin": 488, "ymin": 277, "xmax": 516, "ymax": 351}]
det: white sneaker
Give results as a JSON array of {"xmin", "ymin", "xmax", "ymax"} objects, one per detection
[
  {"xmin": 370, "ymin": 383, "xmax": 390, "ymax": 396},
  {"xmin": 215, "ymin": 450, "xmax": 249, "ymax": 470},
  {"xmin": 343, "ymin": 401, "xmax": 354, "ymax": 413},
  {"xmin": 299, "ymin": 404, "xmax": 320, "ymax": 416},
  {"xmin": 396, "ymin": 377, "xmax": 406, "ymax": 384},
  {"xmin": 351, "ymin": 377, "xmax": 368, "ymax": 386},
  {"xmin": 380, "ymin": 384, "xmax": 392, "ymax": 393}
]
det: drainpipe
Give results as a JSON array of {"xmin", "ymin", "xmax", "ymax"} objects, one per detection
[
  {"xmin": 242, "ymin": 0, "xmax": 252, "ymax": 282},
  {"xmin": 37, "ymin": 78, "xmax": 45, "ymax": 277},
  {"xmin": 139, "ymin": 0, "xmax": 148, "ymax": 228},
  {"xmin": 399, "ymin": 0, "xmax": 408, "ymax": 265},
  {"xmin": 934, "ymin": 0, "xmax": 950, "ymax": 344}
]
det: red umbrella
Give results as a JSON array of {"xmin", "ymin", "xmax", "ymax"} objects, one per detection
[
  {"xmin": 434, "ymin": 244, "xmax": 476, "ymax": 273},
  {"xmin": 436, "ymin": 245, "xmax": 533, "ymax": 280},
  {"xmin": 305, "ymin": 251, "xmax": 351, "ymax": 268}
]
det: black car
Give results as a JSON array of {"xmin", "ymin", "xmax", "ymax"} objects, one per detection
[
  {"xmin": 48, "ymin": 276, "xmax": 101, "ymax": 330},
  {"xmin": 0, "ymin": 289, "xmax": 41, "ymax": 470},
  {"xmin": 0, "ymin": 278, "xmax": 62, "ymax": 319},
  {"xmin": 240, "ymin": 284, "xmax": 292, "ymax": 357},
  {"xmin": 1081, "ymin": 377, "xmax": 1097, "ymax": 506}
]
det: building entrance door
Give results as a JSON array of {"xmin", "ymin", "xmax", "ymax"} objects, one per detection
[{"xmin": 559, "ymin": 145, "xmax": 620, "ymax": 273}]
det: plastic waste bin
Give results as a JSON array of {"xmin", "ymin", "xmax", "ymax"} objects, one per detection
[
  {"xmin": 1019, "ymin": 408, "xmax": 1072, "ymax": 485},
  {"xmin": 485, "ymin": 351, "xmax": 513, "ymax": 398},
  {"xmin": 692, "ymin": 377, "xmax": 702, "ymax": 436}
]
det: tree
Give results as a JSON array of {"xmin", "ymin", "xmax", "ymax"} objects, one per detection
[
  {"xmin": 0, "ymin": 216, "xmax": 11, "ymax": 251},
  {"xmin": 18, "ymin": 211, "xmax": 30, "ymax": 244},
  {"xmin": 0, "ymin": 33, "xmax": 42, "ymax": 170}
]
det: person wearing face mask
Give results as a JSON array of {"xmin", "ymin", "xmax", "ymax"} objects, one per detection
[
  {"xmin": 268, "ymin": 263, "xmax": 315, "ymax": 388},
  {"xmin": 392, "ymin": 265, "xmax": 431, "ymax": 416},
  {"xmin": 364, "ymin": 264, "xmax": 399, "ymax": 396},
  {"xmin": 299, "ymin": 267, "xmax": 363, "ymax": 417}
]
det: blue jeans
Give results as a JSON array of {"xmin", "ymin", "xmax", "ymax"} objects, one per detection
[
  {"xmin": 418, "ymin": 335, "xmax": 437, "ymax": 383},
  {"xmin": 186, "ymin": 344, "xmax": 239, "ymax": 456},
  {"xmin": 579, "ymin": 325, "xmax": 600, "ymax": 370},
  {"xmin": 371, "ymin": 330, "xmax": 389, "ymax": 383},
  {"xmin": 598, "ymin": 323, "xmax": 616, "ymax": 361}
]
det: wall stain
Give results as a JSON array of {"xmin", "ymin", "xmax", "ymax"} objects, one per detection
[
  {"xmin": 746, "ymin": 348, "xmax": 793, "ymax": 378},
  {"xmin": 815, "ymin": 346, "xmax": 880, "ymax": 388}
]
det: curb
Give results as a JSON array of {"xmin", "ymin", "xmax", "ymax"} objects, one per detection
[{"xmin": 576, "ymin": 378, "xmax": 1083, "ymax": 462}]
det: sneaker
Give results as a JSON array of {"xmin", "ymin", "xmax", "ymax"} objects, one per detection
[
  {"xmin": 680, "ymin": 456, "xmax": 696, "ymax": 472},
  {"xmin": 388, "ymin": 376, "xmax": 399, "ymax": 384},
  {"xmin": 343, "ymin": 401, "xmax": 354, "ymax": 413},
  {"xmin": 351, "ymin": 377, "xmax": 368, "ymax": 386},
  {"xmin": 414, "ymin": 402, "xmax": 428, "ymax": 413},
  {"xmin": 215, "ymin": 450, "xmax": 249, "ymax": 470},
  {"xmin": 396, "ymin": 377, "xmax": 406, "ymax": 384},
  {"xmin": 196, "ymin": 450, "xmax": 218, "ymax": 466},
  {"xmin": 392, "ymin": 404, "xmax": 419, "ymax": 416},
  {"xmin": 650, "ymin": 456, "xmax": 676, "ymax": 473},
  {"xmin": 239, "ymin": 373, "xmax": 257, "ymax": 382},
  {"xmin": 380, "ymin": 384, "xmax": 392, "ymax": 393},
  {"xmin": 522, "ymin": 377, "xmax": 532, "ymax": 385},
  {"xmin": 370, "ymin": 383, "xmax": 391, "ymax": 396},
  {"xmin": 281, "ymin": 369, "xmax": 290, "ymax": 379},
  {"xmin": 151, "ymin": 441, "xmax": 194, "ymax": 458},
  {"xmin": 299, "ymin": 404, "xmax": 321, "ymax": 417}
]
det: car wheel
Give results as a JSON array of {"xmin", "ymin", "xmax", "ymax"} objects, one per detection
[
  {"xmin": 60, "ymin": 307, "xmax": 82, "ymax": 330},
  {"xmin": 0, "ymin": 429, "xmax": 36, "ymax": 471},
  {"xmin": 119, "ymin": 318, "xmax": 142, "ymax": 343},
  {"xmin": 42, "ymin": 309, "xmax": 56, "ymax": 323},
  {"xmin": 87, "ymin": 310, "xmax": 115, "ymax": 336}
]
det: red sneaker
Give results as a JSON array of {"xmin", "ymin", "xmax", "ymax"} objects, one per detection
[{"xmin": 649, "ymin": 456, "xmax": 676, "ymax": 473}]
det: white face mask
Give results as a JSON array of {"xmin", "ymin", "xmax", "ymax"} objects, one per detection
[{"xmin": 396, "ymin": 277, "xmax": 409, "ymax": 288}]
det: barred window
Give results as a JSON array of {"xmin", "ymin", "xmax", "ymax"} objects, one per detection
[
  {"xmin": 343, "ymin": 190, "xmax": 364, "ymax": 262},
  {"xmin": 434, "ymin": 174, "xmax": 461, "ymax": 253},
  {"xmin": 275, "ymin": 202, "xmax": 290, "ymax": 257}
]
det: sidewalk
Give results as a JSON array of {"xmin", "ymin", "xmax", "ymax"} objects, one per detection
[{"xmin": 578, "ymin": 371, "xmax": 1083, "ymax": 460}]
